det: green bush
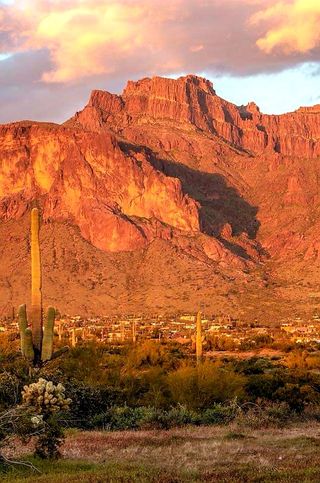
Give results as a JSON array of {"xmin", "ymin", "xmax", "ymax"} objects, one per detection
[
  {"xmin": 0, "ymin": 373, "xmax": 21, "ymax": 410},
  {"xmin": 64, "ymin": 382, "xmax": 123, "ymax": 428},
  {"xmin": 91, "ymin": 405, "xmax": 200, "ymax": 430},
  {"xmin": 91, "ymin": 403, "xmax": 240, "ymax": 431},
  {"xmin": 201, "ymin": 401, "xmax": 239, "ymax": 425},
  {"xmin": 245, "ymin": 369, "xmax": 288, "ymax": 401},
  {"xmin": 140, "ymin": 406, "xmax": 200, "ymax": 429},
  {"xmin": 274, "ymin": 383, "xmax": 317, "ymax": 413}
]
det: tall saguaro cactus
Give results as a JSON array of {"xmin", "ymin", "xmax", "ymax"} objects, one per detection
[
  {"xmin": 18, "ymin": 207, "xmax": 58, "ymax": 365},
  {"xmin": 30, "ymin": 207, "xmax": 42, "ymax": 357}
]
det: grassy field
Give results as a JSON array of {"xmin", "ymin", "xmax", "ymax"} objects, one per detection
[{"xmin": 2, "ymin": 422, "xmax": 320, "ymax": 482}]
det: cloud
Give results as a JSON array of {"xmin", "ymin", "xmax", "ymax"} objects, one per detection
[
  {"xmin": 252, "ymin": 0, "xmax": 320, "ymax": 54},
  {"xmin": 2, "ymin": 0, "xmax": 310, "ymax": 84},
  {"xmin": 0, "ymin": 1, "xmax": 320, "ymax": 122}
]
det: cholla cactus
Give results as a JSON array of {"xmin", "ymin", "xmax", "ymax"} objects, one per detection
[
  {"xmin": 31, "ymin": 414, "xmax": 44, "ymax": 428},
  {"xmin": 22, "ymin": 378, "xmax": 72, "ymax": 414}
]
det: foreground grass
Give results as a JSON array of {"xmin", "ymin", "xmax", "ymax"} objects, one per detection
[{"xmin": 3, "ymin": 423, "xmax": 320, "ymax": 482}]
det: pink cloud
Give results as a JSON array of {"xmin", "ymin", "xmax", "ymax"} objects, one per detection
[
  {"xmin": 1, "ymin": 0, "xmax": 319, "ymax": 85},
  {"xmin": 0, "ymin": 0, "xmax": 320, "ymax": 123},
  {"xmin": 252, "ymin": 1, "xmax": 320, "ymax": 54}
]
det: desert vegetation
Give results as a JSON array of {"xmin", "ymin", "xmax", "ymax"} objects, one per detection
[{"xmin": 2, "ymin": 337, "xmax": 320, "ymax": 480}]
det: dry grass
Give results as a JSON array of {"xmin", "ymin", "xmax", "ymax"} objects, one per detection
[
  {"xmin": 63, "ymin": 423, "xmax": 320, "ymax": 469},
  {"xmin": 3, "ymin": 422, "xmax": 320, "ymax": 481}
]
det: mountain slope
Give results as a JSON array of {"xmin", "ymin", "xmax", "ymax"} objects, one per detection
[{"xmin": 1, "ymin": 75, "xmax": 320, "ymax": 320}]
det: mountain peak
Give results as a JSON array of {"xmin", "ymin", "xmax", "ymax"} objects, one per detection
[
  {"xmin": 123, "ymin": 74, "xmax": 216, "ymax": 98},
  {"xmin": 71, "ymin": 74, "xmax": 320, "ymax": 160}
]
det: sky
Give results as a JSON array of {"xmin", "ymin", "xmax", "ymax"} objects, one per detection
[{"xmin": 0, "ymin": 0, "xmax": 320, "ymax": 123}]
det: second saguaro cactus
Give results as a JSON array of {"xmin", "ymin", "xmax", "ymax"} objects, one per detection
[
  {"xmin": 191, "ymin": 311, "xmax": 205, "ymax": 365},
  {"xmin": 132, "ymin": 320, "xmax": 137, "ymax": 344}
]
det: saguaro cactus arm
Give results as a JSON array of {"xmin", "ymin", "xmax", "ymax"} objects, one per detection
[
  {"xmin": 18, "ymin": 304, "xmax": 28, "ymax": 356},
  {"xmin": 24, "ymin": 328, "xmax": 35, "ymax": 362},
  {"xmin": 41, "ymin": 307, "xmax": 56, "ymax": 362}
]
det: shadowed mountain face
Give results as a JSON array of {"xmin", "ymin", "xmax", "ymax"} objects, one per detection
[{"xmin": 1, "ymin": 74, "xmax": 320, "ymax": 320}]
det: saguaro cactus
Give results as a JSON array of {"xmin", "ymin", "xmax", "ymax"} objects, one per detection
[
  {"xmin": 30, "ymin": 207, "xmax": 42, "ymax": 357},
  {"xmin": 120, "ymin": 320, "xmax": 125, "ymax": 342},
  {"xmin": 18, "ymin": 208, "xmax": 60, "ymax": 365},
  {"xmin": 70, "ymin": 328, "xmax": 77, "ymax": 348},
  {"xmin": 191, "ymin": 311, "xmax": 205, "ymax": 365},
  {"xmin": 132, "ymin": 320, "xmax": 137, "ymax": 344}
]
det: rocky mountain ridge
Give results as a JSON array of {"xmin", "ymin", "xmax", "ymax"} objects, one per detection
[{"xmin": 1, "ymin": 75, "xmax": 320, "ymax": 320}]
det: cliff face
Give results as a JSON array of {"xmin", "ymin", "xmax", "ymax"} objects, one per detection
[
  {"xmin": 1, "ymin": 74, "xmax": 320, "ymax": 319},
  {"xmin": 72, "ymin": 75, "xmax": 320, "ymax": 159},
  {"xmin": 0, "ymin": 122, "xmax": 200, "ymax": 252}
]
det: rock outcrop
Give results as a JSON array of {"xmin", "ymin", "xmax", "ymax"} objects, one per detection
[
  {"xmin": 0, "ymin": 122, "xmax": 199, "ymax": 252},
  {"xmin": 71, "ymin": 75, "xmax": 320, "ymax": 159}
]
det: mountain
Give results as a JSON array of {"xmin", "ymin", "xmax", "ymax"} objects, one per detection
[{"xmin": 1, "ymin": 74, "xmax": 320, "ymax": 320}]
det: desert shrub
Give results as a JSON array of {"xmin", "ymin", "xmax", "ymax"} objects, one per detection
[
  {"xmin": 167, "ymin": 362, "xmax": 246, "ymax": 410},
  {"xmin": 91, "ymin": 402, "xmax": 242, "ymax": 430},
  {"xmin": 125, "ymin": 341, "xmax": 183, "ymax": 371},
  {"xmin": 166, "ymin": 365, "xmax": 197, "ymax": 408},
  {"xmin": 0, "ymin": 406, "xmax": 36, "ymax": 469},
  {"xmin": 201, "ymin": 401, "xmax": 239, "ymax": 425},
  {"xmin": 122, "ymin": 367, "xmax": 170, "ymax": 408},
  {"xmin": 285, "ymin": 351, "xmax": 309, "ymax": 372},
  {"xmin": 99, "ymin": 406, "xmax": 144, "ymax": 430},
  {"xmin": 0, "ymin": 334, "xmax": 19, "ymax": 361},
  {"xmin": 92, "ymin": 405, "xmax": 199, "ymax": 430},
  {"xmin": 34, "ymin": 413, "xmax": 64, "ymax": 459},
  {"xmin": 140, "ymin": 405, "xmax": 200, "ymax": 429},
  {"xmin": 0, "ymin": 373, "xmax": 21, "ymax": 410},
  {"xmin": 285, "ymin": 350, "xmax": 320, "ymax": 373},
  {"xmin": 274, "ymin": 383, "xmax": 317, "ymax": 413},
  {"xmin": 206, "ymin": 335, "xmax": 238, "ymax": 351},
  {"xmin": 245, "ymin": 369, "xmax": 288, "ymax": 401},
  {"xmin": 234, "ymin": 357, "xmax": 276, "ymax": 375},
  {"xmin": 59, "ymin": 344, "xmax": 106, "ymax": 385},
  {"xmin": 238, "ymin": 339, "xmax": 256, "ymax": 351},
  {"xmin": 236, "ymin": 401, "xmax": 292, "ymax": 429},
  {"xmin": 303, "ymin": 403, "xmax": 320, "ymax": 421},
  {"xmin": 65, "ymin": 381, "xmax": 122, "ymax": 428},
  {"xmin": 253, "ymin": 334, "xmax": 274, "ymax": 347}
]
